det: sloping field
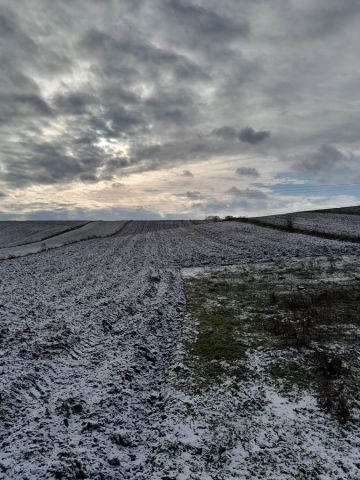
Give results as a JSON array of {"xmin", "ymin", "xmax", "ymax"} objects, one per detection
[
  {"xmin": 0, "ymin": 221, "xmax": 87, "ymax": 248},
  {"xmin": 0, "ymin": 221, "xmax": 127, "ymax": 259},
  {"xmin": 253, "ymin": 212, "xmax": 360, "ymax": 240},
  {"xmin": 310, "ymin": 205, "xmax": 360, "ymax": 215},
  {"xmin": 120, "ymin": 219, "xmax": 200, "ymax": 235},
  {"xmin": 0, "ymin": 221, "xmax": 359, "ymax": 479}
]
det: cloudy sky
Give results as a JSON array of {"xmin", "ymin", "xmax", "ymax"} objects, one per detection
[{"xmin": 1, "ymin": 0, "xmax": 360, "ymax": 220}]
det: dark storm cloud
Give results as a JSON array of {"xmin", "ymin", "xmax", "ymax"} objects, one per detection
[
  {"xmin": 0, "ymin": 0, "xmax": 360, "ymax": 205},
  {"xmin": 236, "ymin": 167, "xmax": 259, "ymax": 177}
]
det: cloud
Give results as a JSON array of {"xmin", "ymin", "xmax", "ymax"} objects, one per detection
[
  {"xmin": 192, "ymin": 195, "xmax": 269, "ymax": 215},
  {"xmin": 54, "ymin": 92, "xmax": 97, "ymax": 115},
  {"xmin": 235, "ymin": 167, "xmax": 259, "ymax": 177},
  {"xmin": 180, "ymin": 170, "xmax": 194, "ymax": 177},
  {"xmin": 0, "ymin": 204, "xmax": 163, "ymax": 221},
  {"xmin": 2, "ymin": 140, "xmax": 105, "ymax": 186},
  {"xmin": 238, "ymin": 127, "xmax": 271, "ymax": 145},
  {"xmin": 211, "ymin": 126, "xmax": 271, "ymax": 144},
  {"xmin": 226, "ymin": 186, "xmax": 268, "ymax": 200},
  {"xmin": 289, "ymin": 1, "xmax": 360, "ymax": 39},
  {"xmin": 293, "ymin": 145, "xmax": 360, "ymax": 183},
  {"xmin": 211, "ymin": 126, "xmax": 238, "ymax": 140},
  {"xmin": 0, "ymin": 0, "xmax": 359, "ymax": 218},
  {"xmin": 161, "ymin": 0, "xmax": 250, "ymax": 48},
  {"xmin": 175, "ymin": 191, "xmax": 204, "ymax": 200}
]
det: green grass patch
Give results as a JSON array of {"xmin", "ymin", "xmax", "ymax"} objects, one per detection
[{"xmin": 184, "ymin": 261, "xmax": 360, "ymax": 421}]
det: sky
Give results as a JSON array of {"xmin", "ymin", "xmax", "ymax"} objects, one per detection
[{"xmin": 0, "ymin": 0, "xmax": 360, "ymax": 220}]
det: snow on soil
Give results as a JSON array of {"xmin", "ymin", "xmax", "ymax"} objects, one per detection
[
  {"xmin": 0, "ymin": 221, "xmax": 127, "ymax": 260},
  {"xmin": 156, "ymin": 258, "xmax": 360, "ymax": 479},
  {"xmin": 120, "ymin": 220, "xmax": 201, "ymax": 235},
  {"xmin": 156, "ymin": 349, "xmax": 360, "ymax": 479},
  {"xmin": 0, "ymin": 221, "xmax": 87, "ymax": 248},
  {"xmin": 256, "ymin": 212, "xmax": 360, "ymax": 239},
  {"xmin": 0, "ymin": 221, "xmax": 359, "ymax": 479}
]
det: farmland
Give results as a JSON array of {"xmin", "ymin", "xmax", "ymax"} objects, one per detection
[
  {"xmin": 0, "ymin": 221, "xmax": 87, "ymax": 249},
  {"xmin": 0, "ymin": 218, "xmax": 359, "ymax": 479},
  {"xmin": 0, "ymin": 221, "xmax": 128, "ymax": 260},
  {"xmin": 251, "ymin": 212, "xmax": 360, "ymax": 242}
]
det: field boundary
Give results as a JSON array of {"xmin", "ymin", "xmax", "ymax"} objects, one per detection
[
  {"xmin": 2, "ymin": 221, "xmax": 92, "ymax": 249},
  {"xmin": 0, "ymin": 220, "xmax": 132, "ymax": 261},
  {"xmin": 234, "ymin": 217, "xmax": 360, "ymax": 244},
  {"xmin": 108, "ymin": 220, "xmax": 132, "ymax": 236}
]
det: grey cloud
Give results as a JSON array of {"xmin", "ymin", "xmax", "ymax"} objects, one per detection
[
  {"xmin": 193, "ymin": 185, "xmax": 270, "ymax": 216},
  {"xmin": 2, "ymin": 139, "xmax": 107, "ymax": 186},
  {"xmin": 211, "ymin": 126, "xmax": 238, "ymax": 140},
  {"xmin": 54, "ymin": 92, "xmax": 97, "ymax": 115},
  {"xmin": 291, "ymin": 1, "xmax": 360, "ymax": 39},
  {"xmin": 186, "ymin": 191, "xmax": 202, "ymax": 200},
  {"xmin": 0, "ymin": 71, "xmax": 52, "ymax": 125},
  {"xmin": 0, "ymin": 2, "xmax": 266, "ymax": 191},
  {"xmin": 193, "ymin": 197, "xmax": 268, "ymax": 215},
  {"xmin": 226, "ymin": 187, "xmax": 268, "ymax": 200},
  {"xmin": 180, "ymin": 170, "xmax": 193, "ymax": 177},
  {"xmin": 293, "ymin": 145, "xmax": 360, "ymax": 183},
  {"xmin": 238, "ymin": 127, "xmax": 270, "ymax": 145},
  {"xmin": 236, "ymin": 167, "xmax": 259, "ymax": 177},
  {"xmin": 0, "ymin": 205, "xmax": 163, "ymax": 221},
  {"xmin": 106, "ymin": 107, "xmax": 146, "ymax": 136},
  {"xmin": 0, "ymin": 4, "xmax": 71, "ymax": 76},
  {"xmin": 0, "ymin": 6, "xmax": 37, "ymax": 55},
  {"xmin": 175, "ymin": 191, "xmax": 203, "ymax": 200},
  {"xmin": 211, "ymin": 126, "xmax": 271, "ymax": 144},
  {"xmin": 162, "ymin": 0, "xmax": 249, "ymax": 41},
  {"xmin": 0, "ymin": 0, "xmax": 360, "ymax": 209},
  {"xmin": 0, "ymin": 93, "xmax": 52, "ymax": 123},
  {"xmin": 111, "ymin": 182, "xmax": 124, "ymax": 189},
  {"xmin": 144, "ymin": 188, "xmax": 161, "ymax": 193},
  {"xmin": 193, "ymin": 199, "xmax": 249, "ymax": 214},
  {"xmin": 79, "ymin": 28, "xmax": 208, "ymax": 84},
  {"xmin": 113, "ymin": 137, "xmax": 254, "ymax": 177}
]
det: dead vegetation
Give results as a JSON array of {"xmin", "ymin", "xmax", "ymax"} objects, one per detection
[{"xmin": 184, "ymin": 257, "xmax": 360, "ymax": 422}]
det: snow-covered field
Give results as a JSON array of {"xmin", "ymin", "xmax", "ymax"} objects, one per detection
[
  {"xmin": 0, "ymin": 221, "xmax": 359, "ymax": 479},
  {"xmin": 0, "ymin": 221, "xmax": 87, "ymax": 248},
  {"xmin": 254, "ymin": 212, "xmax": 360, "ymax": 240},
  {"xmin": 160, "ymin": 257, "xmax": 360, "ymax": 479},
  {"xmin": 0, "ymin": 221, "xmax": 127, "ymax": 259}
]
